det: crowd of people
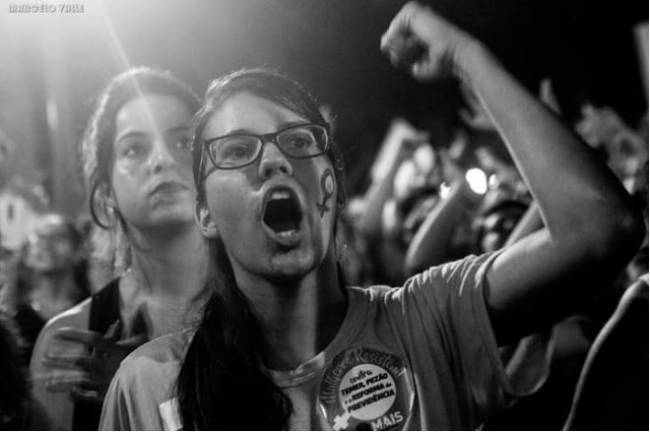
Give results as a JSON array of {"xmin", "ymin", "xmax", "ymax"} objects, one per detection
[{"xmin": 0, "ymin": 2, "xmax": 647, "ymax": 430}]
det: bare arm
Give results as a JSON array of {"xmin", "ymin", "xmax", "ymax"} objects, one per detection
[
  {"xmin": 382, "ymin": 2, "xmax": 644, "ymax": 344},
  {"xmin": 404, "ymin": 179, "xmax": 472, "ymax": 274},
  {"xmin": 357, "ymin": 121, "xmax": 426, "ymax": 239},
  {"xmin": 503, "ymin": 203, "xmax": 543, "ymax": 248},
  {"xmin": 358, "ymin": 155, "xmax": 405, "ymax": 240}
]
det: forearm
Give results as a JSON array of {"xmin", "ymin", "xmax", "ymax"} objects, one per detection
[
  {"xmin": 358, "ymin": 160, "xmax": 401, "ymax": 238},
  {"xmin": 382, "ymin": 2, "xmax": 644, "ymax": 342},
  {"xmin": 456, "ymin": 42, "xmax": 640, "ymax": 243},
  {"xmin": 503, "ymin": 203, "xmax": 543, "ymax": 248},
  {"xmin": 405, "ymin": 180, "xmax": 468, "ymax": 273}
]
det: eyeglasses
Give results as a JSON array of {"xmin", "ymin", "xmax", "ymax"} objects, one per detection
[{"xmin": 202, "ymin": 123, "xmax": 329, "ymax": 173}]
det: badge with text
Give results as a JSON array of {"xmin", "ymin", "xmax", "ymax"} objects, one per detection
[{"xmin": 318, "ymin": 347, "xmax": 414, "ymax": 430}]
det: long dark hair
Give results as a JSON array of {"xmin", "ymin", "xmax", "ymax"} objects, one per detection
[
  {"xmin": 176, "ymin": 69, "xmax": 347, "ymax": 429},
  {"xmin": 80, "ymin": 67, "xmax": 199, "ymax": 273}
]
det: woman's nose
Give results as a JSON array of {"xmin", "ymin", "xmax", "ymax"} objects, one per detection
[
  {"xmin": 258, "ymin": 142, "xmax": 293, "ymax": 179},
  {"xmin": 150, "ymin": 139, "xmax": 175, "ymax": 173}
]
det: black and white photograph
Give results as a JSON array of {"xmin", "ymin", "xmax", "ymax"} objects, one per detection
[{"xmin": 0, "ymin": 0, "xmax": 648, "ymax": 430}]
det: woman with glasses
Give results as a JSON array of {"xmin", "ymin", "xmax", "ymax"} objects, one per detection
[
  {"xmin": 101, "ymin": 4, "xmax": 641, "ymax": 429},
  {"xmin": 29, "ymin": 67, "xmax": 209, "ymax": 430}
]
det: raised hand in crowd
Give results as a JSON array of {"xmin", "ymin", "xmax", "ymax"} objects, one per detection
[{"xmin": 381, "ymin": 1, "xmax": 643, "ymax": 344}]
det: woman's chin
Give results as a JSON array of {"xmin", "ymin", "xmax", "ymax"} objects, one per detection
[{"xmin": 266, "ymin": 250, "xmax": 317, "ymax": 280}]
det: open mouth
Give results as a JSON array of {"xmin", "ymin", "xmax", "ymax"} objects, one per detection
[{"xmin": 262, "ymin": 189, "xmax": 303, "ymax": 237}]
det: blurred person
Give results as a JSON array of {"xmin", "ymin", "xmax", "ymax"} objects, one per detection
[
  {"xmin": 563, "ymin": 159, "xmax": 648, "ymax": 431},
  {"xmin": 23, "ymin": 214, "xmax": 90, "ymax": 322},
  {"xmin": 564, "ymin": 273, "xmax": 648, "ymax": 430},
  {"xmin": 0, "ymin": 213, "xmax": 90, "ymax": 366},
  {"xmin": 99, "ymin": 4, "xmax": 643, "ymax": 427},
  {"xmin": 474, "ymin": 189, "xmax": 529, "ymax": 253},
  {"xmin": 358, "ymin": 121, "xmax": 475, "ymax": 283},
  {"xmin": 28, "ymin": 67, "xmax": 209, "ymax": 430},
  {"xmin": 575, "ymin": 104, "xmax": 648, "ymax": 191},
  {"xmin": 0, "ymin": 128, "xmax": 47, "ymax": 258},
  {"xmin": 356, "ymin": 118, "xmax": 432, "ymax": 284},
  {"xmin": 483, "ymin": 81, "xmax": 645, "ymax": 430},
  {"xmin": 403, "ymin": 137, "xmax": 489, "ymax": 276},
  {"xmin": 380, "ymin": 142, "xmax": 446, "ymax": 280},
  {"xmin": 385, "ymin": 142, "xmax": 442, "ymax": 246}
]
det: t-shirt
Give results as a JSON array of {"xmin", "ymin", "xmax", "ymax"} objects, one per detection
[{"xmin": 100, "ymin": 253, "xmax": 535, "ymax": 430}]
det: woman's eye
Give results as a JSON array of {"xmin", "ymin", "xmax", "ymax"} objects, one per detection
[
  {"xmin": 173, "ymin": 136, "xmax": 192, "ymax": 151},
  {"xmin": 284, "ymin": 131, "xmax": 315, "ymax": 152},
  {"xmin": 226, "ymin": 145, "xmax": 252, "ymax": 159},
  {"xmin": 290, "ymin": 137, "xmax": 309, "ymax": 148},
  {"xmin": 122, "ymin": 141, "xmax": 145, "ymax": 158}
]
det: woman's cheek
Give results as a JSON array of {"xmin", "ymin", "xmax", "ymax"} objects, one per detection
[
  {"xmin": 207, "ymin": 179, "xmax": 248, "ymax": 227},
  {"xmin": 316, "ymin": 167, "xmax": 335, "ymax": 218}
]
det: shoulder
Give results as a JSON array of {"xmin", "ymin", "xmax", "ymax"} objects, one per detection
[
  {"xmin": 28, "ymin": 298, "xmax": 92, "ymax": 429},
  {"xmin": 127, "ymin": 328, "xmax": 194, "ymax": 362},
  {"xmin": 349, "ymin": 284, "xmax": 396, "ymax": 300},
  {"xmin": 358, "ymin": 252, "xmax": 499, "ymax": 303},
  {"xmin": 103, "ymin": 330, "xmax": 194, "ymax": 430},
  {"xmin": 606, "ymin": 275, "xmax": 648, "ymax": 329},
  {"xmin": 29, "ymin": 298, "xmax": 91, "ymax": 369},
  {"xmin": 404, "ymin": 252, "xmax": 500, "ymax": 296},
  {"xmin": 37, "ymin": 296, "xmax": 91, "ymax": 339},
  {"xmin": 116, "ymin": 329, "xmax": 194, "ymax": 384}
]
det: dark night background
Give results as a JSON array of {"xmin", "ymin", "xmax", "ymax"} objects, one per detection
[{"xmin": 0, "ymin": 0, "xmax": 647, "ymax": 216}]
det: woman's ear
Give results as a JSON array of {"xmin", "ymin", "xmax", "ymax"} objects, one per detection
[
  {"xmin": 105, "ymin": 189, "xmax": 116, "ymax": 211},
  {"xmin": 195, "ymin": 201, "xmax": 218, "ymax": 238}
]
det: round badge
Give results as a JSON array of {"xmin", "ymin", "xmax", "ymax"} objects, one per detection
[{"xmin": 318, "ymin": 347, "xmax": 413, "ymax": 431}]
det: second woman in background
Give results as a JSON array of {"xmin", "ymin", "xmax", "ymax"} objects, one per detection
[{"xmin": 29, "ymin": 67, "xmax": 209, "ymax": 430}]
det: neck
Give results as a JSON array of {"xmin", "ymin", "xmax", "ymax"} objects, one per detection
[
  {"xmin": 235, "ymin": 249, "xmax": 347, "ymax": 370},
  {"xmin": 128, "ymin": 222, "xmax": 208, "ymax": 300}
]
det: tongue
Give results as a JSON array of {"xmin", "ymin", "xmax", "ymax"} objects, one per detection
[{"xmin": 264, "ymin": 198, "xmax": 301, "ymax": 233}]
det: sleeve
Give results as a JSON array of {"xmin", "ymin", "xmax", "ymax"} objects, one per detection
[
  {"xmin": 398, "ymin": 252, "xmax": 551, "ymax": 422},
  {"xmin": 99, "ymin": 373, "xmax": 135, "ymax": 431},
  {"xmin": 99, "ymin": 355, "xmax": 170, "ymax": 431}
]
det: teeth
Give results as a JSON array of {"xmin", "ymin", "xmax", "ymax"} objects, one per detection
[
  {"xmin": 277, "ymin": 229, "xmax": 298, "ymax": 238},
  {"xmin": 270, "ymin": 190, "xmax": 291, "ymax": 200}
]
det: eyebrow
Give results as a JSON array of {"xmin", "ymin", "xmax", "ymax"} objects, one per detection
[
  {"xmin": 116, "ymin": 125, "xmax": 190, "ymax": 144},
  {"xmin": 115, "ymin": 130, "xmax": 147, "ymax": 145},
  {"xmin": 218, "ymin": 121, "xmax": 309, "ymax": 137}
]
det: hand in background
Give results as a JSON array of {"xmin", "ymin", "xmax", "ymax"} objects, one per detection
[{"xmin": 41, "ymin": 320, "xmax": 147, "ymax": 404}]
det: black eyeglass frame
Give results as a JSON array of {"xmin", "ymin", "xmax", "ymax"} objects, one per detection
[{"xmin": 200, "ymin": 123, "xmax": 330, "ymax": 177}]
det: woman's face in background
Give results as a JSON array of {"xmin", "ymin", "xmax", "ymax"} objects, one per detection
[
  {"xmin": 24, "ymin": 216, "xmax": 76, "ymax": 273},
  {"xmin": 199, "ymin": 91, "xmax": 337, "ymax": 283},
  {"xmin": 110, "ymin": 94, "xmax": 196, "ymax": 232},
  {"xmin": 393, "ymin": 144, "xmax": 438, "ymax": 202}
]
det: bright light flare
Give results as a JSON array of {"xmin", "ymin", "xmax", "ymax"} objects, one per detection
[
  {"xmin": 465, "ymin": 168, "xmax": 488, "ymax": 194},
  {"xmin": 439, "ymin": 182, "xmax": 451, "ymax": 199}
]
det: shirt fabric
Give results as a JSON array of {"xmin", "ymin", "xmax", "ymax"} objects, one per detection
[{"xmin": 100, "ymin": 252, "xmax": 537, "ymax": 430}]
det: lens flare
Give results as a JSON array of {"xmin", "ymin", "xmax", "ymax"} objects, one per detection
[{"xmin": 465, "ymin": 168, "xmax": 487, "ymax": 194}]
